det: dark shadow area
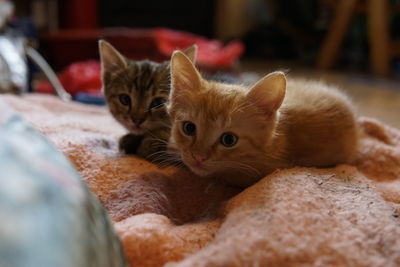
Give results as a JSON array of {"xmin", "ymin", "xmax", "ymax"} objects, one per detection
[{"xmin": 103, "ymin": 170, "xmax": 242, "ymax": 225}]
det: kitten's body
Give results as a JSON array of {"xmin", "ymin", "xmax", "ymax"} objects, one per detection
[
  {"xmin": 168, "ymin": 52, "xmax": 358, "ymax": 187},
  {"xmin": 194, "ymin": 79, "xmax": 357, "ymax": 186},
  {"xmin": 99, "ymin": 41, "xmax": 195, "ymax": 160},
  {"xmin": 273, "ymin": 79, "xmax": 357, "ymax": 168}
]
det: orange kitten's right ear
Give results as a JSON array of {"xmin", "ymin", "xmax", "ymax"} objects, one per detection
[
  {"xmin": 247, "ymin": 72, "xmax": 286, "ymax": 115},
  {"xmin": 170, "ymin": 51, "xmax": 202, "ymax": 102},
  {"xmin": 98, "ymin": 40, "xmax": 127, "ymax": 73}
]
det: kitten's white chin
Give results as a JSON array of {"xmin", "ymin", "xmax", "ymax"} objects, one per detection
[{"xmin": 186, "ymin": 162, "xmax": 212, "ymax": 176}]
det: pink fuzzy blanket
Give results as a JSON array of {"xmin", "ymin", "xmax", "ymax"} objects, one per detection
[{"xmin": 4, "ymin": 94, "xmax": 400, "ymax": 266}]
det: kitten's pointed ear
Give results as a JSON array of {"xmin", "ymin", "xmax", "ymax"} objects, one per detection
[
  {"xmin": 247, "ymin": 72, "xmax": 286, "ymax": 115},
  {"xmin": 99, "ymin": 40, "xmax": 127, "ymax": 72},
  {"xmin": 182, "ymin": 44, "xmax": 197, "ymax": 63},
  {"xmin": 170, "ymin": 51, "xmax": 202, "ymax": 101}
]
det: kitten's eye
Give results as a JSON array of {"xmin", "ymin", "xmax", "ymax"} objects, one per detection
[
  {"xmin": 149, "ymin": 97, "xmax": 166, "ymax": 109},
  {"xmin": 182, "ymin": 121, "xmax": 196, "ymax": 136},
  {"xmin": 220, "ymin": 132, "xmax": 238, "ymax": 147},
  {"xmin": 119, "ymin": 94, "xmax": 131, "ymax": 106}
]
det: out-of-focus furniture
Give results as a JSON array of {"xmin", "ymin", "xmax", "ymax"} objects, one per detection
[
  {"xmin": 215, "ymin": 0, "xmax": 252, "ymax": 42},
  {"xmin": 317, "ymin": 0, "xmax": 393, "ymax": 77}
]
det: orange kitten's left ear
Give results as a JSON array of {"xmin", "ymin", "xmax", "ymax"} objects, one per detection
[
  {"xmin": 182, "ymin": 44, "xmax": 197, "ymax": 63},
  {"xmin": 170, "ymin": 51, "xmax": 202, "ymax": 102},
  {"xmin": 247, "ymin": 72, "xmax": 286, "ymax": 115}
]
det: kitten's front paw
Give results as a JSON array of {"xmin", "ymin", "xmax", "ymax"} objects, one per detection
[{"xmin": 118, "ymin": 133, "xmax": 144, "ymax": 155}]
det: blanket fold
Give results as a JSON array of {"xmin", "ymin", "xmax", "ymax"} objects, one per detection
[{"xmin": 4, "ymin": 94, "xmax": 400, "ymax": 267}]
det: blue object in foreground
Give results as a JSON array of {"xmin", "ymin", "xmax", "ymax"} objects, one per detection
[
  {"xmin": 0, "ymin": 99, "xmax": 126, "ymax": 267},
  {"xmin": 75, "ymin": 92, "xmax": 106, "ymax": 106}
]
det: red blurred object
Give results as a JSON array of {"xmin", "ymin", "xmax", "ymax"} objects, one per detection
[
  {"xmin": 36, "ymin": 28, "xmax": 245, "ymax": 97},
  {"xmin": 40, "ymin": 28, "xmax": 245, "ymax": 70},
  {"xmin": 59, "ymin": 0, "xmax": 98, "ymax": 29},
  {"xmin": 154, "ymin": 28, "xmax": 244, "ymax": 68},
  {"xmin": 36, "ymin": 60, "xmax": 101, "ymax": 96}
]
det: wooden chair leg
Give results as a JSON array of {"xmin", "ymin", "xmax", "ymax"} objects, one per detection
[
  {"xmin": 317, "ymin": 0, "xmax": 359, "ymax": 69},
  {"xmin": 368, "ymin": 0, "xmax": 390, "ymax": 77}
]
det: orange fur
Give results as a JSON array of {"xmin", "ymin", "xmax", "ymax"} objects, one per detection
[{"xmin": 168, "ymin": 52, "xmax": 359, "ymax": 187}]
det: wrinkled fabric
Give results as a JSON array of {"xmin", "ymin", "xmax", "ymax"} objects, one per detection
[{"xmin": 4, "ymin": 94, "xmax": 400, "ymax": 267}]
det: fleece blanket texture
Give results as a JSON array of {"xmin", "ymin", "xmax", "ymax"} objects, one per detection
[{"xmin": 4, "ymin": 94, "xmax": 400, "ymax": 267}]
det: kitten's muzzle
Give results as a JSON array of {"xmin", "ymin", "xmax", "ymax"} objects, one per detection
[
  {"xmin": 191, "ymin": 152, "xmax": 210, "ymax": 163},
  {"xmin": 180, "ymin": 152, "xmax": 211, "ymax": 176},
  {"xmin": 132, "ymin": 117, "xmax": 146, "ymax": 126}
]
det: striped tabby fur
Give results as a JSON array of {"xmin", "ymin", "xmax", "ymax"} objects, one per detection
[{"xmin": 99, "ymin": 40, "xmax": 196, "ymax": 160}]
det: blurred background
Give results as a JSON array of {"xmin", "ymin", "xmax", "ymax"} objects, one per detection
[{"xmin": 2, "ymin": 0, "xmax": 400, "ymax": 127}]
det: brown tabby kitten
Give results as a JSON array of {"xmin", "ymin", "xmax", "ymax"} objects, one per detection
[
  {"xmin": 99, "ymin": 40, "xmax": 196, "ymax": 160},
  {"xmin": 167, "ymin": 51, "xmax": 359, "ymax": 187}
]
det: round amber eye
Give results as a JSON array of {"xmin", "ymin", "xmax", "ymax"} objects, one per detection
[
  {"xmin": 119, "ymin": 94, "xmax": 131, "ymax": 106},
  {"xmin": 149, "ymin": 97, "xmax": 166, "ymax": 109},
  {"xmin": 182, "ymin": 121, "xmax": 196, "ymax": 136},
  {"xmin": 220, "ymin": 132, "xmax": 238, "ymax": 147}
]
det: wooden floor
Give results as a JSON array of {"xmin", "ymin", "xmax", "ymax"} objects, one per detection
[{"xmin": 240, "ymin": 60, "xmax": 400, "ymax": 129}]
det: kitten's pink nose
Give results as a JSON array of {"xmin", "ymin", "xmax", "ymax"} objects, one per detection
[{"xmin": 192, "ymin": 153, "xmax": 209, "ymax": 163}]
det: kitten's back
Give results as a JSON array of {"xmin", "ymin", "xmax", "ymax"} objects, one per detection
[{"xmin": 276, "ymin": 79, "xmax": 358, "ymax": 167}]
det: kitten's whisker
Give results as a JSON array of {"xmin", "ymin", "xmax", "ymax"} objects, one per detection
[
  {"xmin": 211, "ymin": 160, "xmax": 261, "ymax": 178},
  {"xmin": 148, "ymin": 150, "xmax": 177, "ymax": 161},
  {"xmin": 145, "ymin": 104, "xmax": 166, "ymax": 113},
  {"xmin": 156, "ymin": 158, "xmax": 182, "ymax": 168},
  {"xmin": 148, "ymin": 138, "xmax": 169, "ymax": 146},
  {"xmin": 147, "ymin": 150, "xmax": 168, "ymax": 158},
  {"xmin": 148, "ymin": 149, "xmax": 182, "ymax": 167},
  {"xmin": 141, "ymin": 131, "xmax": 169, "ymax": 145},
  {"xmin": 157, "ymin": 121, "xmax": 172, "ymax": 128}
]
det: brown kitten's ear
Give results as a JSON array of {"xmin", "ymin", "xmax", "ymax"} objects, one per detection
[
  {"xmin": 98, "ymin": 40, "xmax": 127, "ymax": 73},
  {"xmin": 247, "ymin": 72, "xmax": 286, "ymax": 115},
  {"xmin": 182, "ymin": 44, "xmax": 197, "ymax": 63},
  {"xmin": 170, "ymin": 51, "xmax": 202, "ymax": 102}
]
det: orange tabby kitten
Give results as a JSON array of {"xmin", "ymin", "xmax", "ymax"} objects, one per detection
[{"xmin": 167, "ymin": 51, "xmax": 359, "ymax": 187}]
